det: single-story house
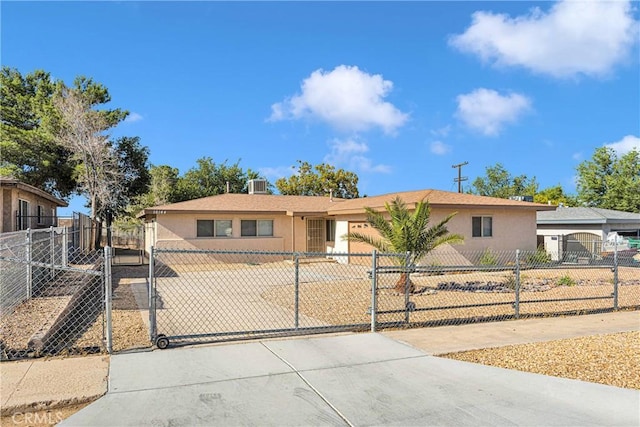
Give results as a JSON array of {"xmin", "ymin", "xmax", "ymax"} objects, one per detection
[
  {"xmin": 0, "ymin": 178, "xmax": 68, "ymax": 233},
  {"xmin": 138, "ymin": 182, "xmax": 555, "ymax": 264},
  {"xmin": 537, "ymin": 206, "xmax": 640, "ymax": 259}
]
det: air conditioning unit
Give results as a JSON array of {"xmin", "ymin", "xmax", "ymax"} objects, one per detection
[
  {"xmin": 248, "ymin": 179, "xmax": 267, "ymax": 194},
  {"xmin": 509, "ymin": 195, "xmax": 533, "ymax": 202}
]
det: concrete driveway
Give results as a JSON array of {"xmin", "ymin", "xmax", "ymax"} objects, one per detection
[{"xmin": 61, "ymin": 332, "xmax": 639, "ymax": 426}]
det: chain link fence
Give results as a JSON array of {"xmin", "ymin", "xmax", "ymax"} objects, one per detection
[
  {"xmin": 374, "ymin": 248, "xmax": 639, "ymax": 329},
  {"xmin": 149, "ymin": 247, "xmax": 639, "ymax": 349},
  {"xmin": 0, "ymin": 228, "xmax": 110, "ymax": 360}
]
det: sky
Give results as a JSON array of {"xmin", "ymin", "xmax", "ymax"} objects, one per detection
[{"xmin": 2, "ymin": 1, "xmax": 639, "ymax": 217}]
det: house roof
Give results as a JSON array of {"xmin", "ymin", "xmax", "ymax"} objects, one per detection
[
  {"xmin": 537, "ymin": 207, "xmax": 640, "ymax": 225},
  {"xmin": 326, "ymin": 189, "xmax": 555, "ymax": 215},
  {"xmin": 140, "ymin": 188, "xmax": 555, "ymax": 218},
  {"xmin": 139, "ymin": 193, "xmax": 345, "ymax": 217},
  {"xmin": 0, "ymin": 178, "xmax": 68, "ymax": 207}
]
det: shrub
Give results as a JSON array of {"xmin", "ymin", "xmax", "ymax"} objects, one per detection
[
  {"xmin": 526, "ymin": 246, "xmax": 551, "ymax": 265},
  {"xmin": 557, "ymin": 275, "xmax": 576, "ymax": 287},
  {"xmin": 479, "ymin": 248, "xmax": 498, "ymax": 266}
]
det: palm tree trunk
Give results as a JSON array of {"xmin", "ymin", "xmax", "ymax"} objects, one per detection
[{"xmin": 395, "ymin": 272, "xmax": 415, "ymax": 294}]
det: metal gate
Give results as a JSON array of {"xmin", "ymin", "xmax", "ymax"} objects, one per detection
[
  {"xmin": 148, "ymin": 248, "xmax": 373, "ymax": 349},
  {"xmin": 148, "ymin": 247, "xmax": 637, "ymax": 349}
]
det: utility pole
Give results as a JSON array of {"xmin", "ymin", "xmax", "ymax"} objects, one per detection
[{"xmin": 452, "ymin": 161, "xmax": 469, "ymax": 193}]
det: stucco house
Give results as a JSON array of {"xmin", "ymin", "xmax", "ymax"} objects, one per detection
[
  {"xmin": 0, "ymin": 178, "xmax": 68, "ymax": 233},
  {"xmin": 537, "ymin": 206, "xmax": 640, "ymax": 259},
  {"xmin": 138, "ymin": 183, "xmax": 555, "ymax": 263}
]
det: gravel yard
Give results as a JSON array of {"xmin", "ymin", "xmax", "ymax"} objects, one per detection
[{"xmin": 441, "ymin": 331, "xmax": 640, "ymax": 390}]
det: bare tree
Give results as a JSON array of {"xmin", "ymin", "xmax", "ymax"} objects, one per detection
[{"xmin": 53, "ymin": 85, "xmax": 124, "ymax": 247}]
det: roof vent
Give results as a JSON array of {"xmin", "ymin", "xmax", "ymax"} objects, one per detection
[{"xmin": 248, "ymin": 179, "xmax": 267, "ymax": 194}]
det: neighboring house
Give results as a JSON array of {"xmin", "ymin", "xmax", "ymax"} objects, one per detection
[
  {"xmin": 0, "ymin": 178, "xmax": 68, "ymax": 233},
  {"xmin": 138, "ymin": 182, "xmax": 555, "ymax": 263},
  {"xmin": 537, "ymin": 206, "xmax": 640, "ymax": 259}
]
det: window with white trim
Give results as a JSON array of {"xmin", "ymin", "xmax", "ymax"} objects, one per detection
[
  {"xmin": 472, "ymin": 216, "xmax": 492, "ymax": 237},
  {"xmin": 241, "ymin": 219, "xmax": 273, "ymax": 237},
  {"xmin": 197, "ymin": 219, "xmax": 233, "ymax": 237}
]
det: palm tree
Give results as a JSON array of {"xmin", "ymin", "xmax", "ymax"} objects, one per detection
[{"xmin": 344, "ymin": 196, "xmax": 464, "ymax": 293}]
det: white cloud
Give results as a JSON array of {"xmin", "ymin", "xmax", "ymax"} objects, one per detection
[
  {"xmin": 455, "ymin": 88, "xmax": 532, "ymax": 136},
  {"xmin": 449, "ymin": 0, "xmax": 639, "ymax": 78},
  {"xmin": 258, "ymin": 166, "xmax": 293, "ymax": 180},
  {"xmin": 268, "ymin": 65, "xmax": 409, "ymax": 135},
  {"xmin": 430, "ymin": 141, "xmax": 451, "ymax": 155},
  {"xmin": 604, "ymin": 135, "xmax": 640, "ymax": 155},
  {"xmin": 430, "ymin": 125, "xmax": 451, "ymax": 138},
  {"xmin": 324, "ymin": 138, "xmax": 391, "ymax": 173},
  {"xmin": 124, "ymin": 112, "xmax": 143, "ymax": 123}
]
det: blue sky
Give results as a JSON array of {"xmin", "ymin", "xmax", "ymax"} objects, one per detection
[{"xmin": 3, "ymin": 1, "xmax": 639, "ymax": 216}]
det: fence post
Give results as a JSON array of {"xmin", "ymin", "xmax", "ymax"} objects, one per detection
[
  {"xmin": 49, "ymin": 226, "xmax": 55, "ymax": 279},
  {"xmin": 104, "ymin": 246, "xmax": 113, "ymax": 354},
  {"xmin": 149, "ymin": 246, "xmax": 157, "ymax": 343},
  {"xmin": 371, "ymin": 250, "xmax": 378, "ymax": 332},
  {"xmin": 404, "ymin": 251, "xmax": 411, "ymax": 324},
  {"xmin": 514, "ymin": 249, "xmax": 521, "ymax": 319},
  {"xmin": 613, "ymin": 243, "xmax": 619, "ymax": 310},
  {"xmin": 294, "ymin": 253, "xmax": 300, "ymax": 329},
  {"xmin": 26, "ymin": 228, "xmax": 32, "ymax": 298},
  {"xmin": 62, "ymin": 226, "xmax": 68, "ymax": 267}
]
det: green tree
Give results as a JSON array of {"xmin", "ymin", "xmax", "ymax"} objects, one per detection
[
  {"xmin": 110, "ymin": 136, "xmax": 151, "ymax": 215},
  {"xmin": 575, "ymin": 147, "xmax": 640, "ymax": 212},
  {"xmin": 118, "ymin": 165, "xmax": 179, "ymax": 226},
  {"xmin": 275, "ymin": 161, "xmax": 359, "ymax": 199},
  {"xmin": 173, "ymin": 157, "xmax": 266, "ymax": 202},
  {"xmin": 344, "ymin": 197, "xmax": 463, "ymax": 293},
  {"xmin": 468, "ymin": 163, "xmax": 538, "ymax": 199},
  {"xmin": 533, "ymin": 184, "xmax": 577, "ymax": 206},
  {"xmin": 0, "ymin": 67, "xmax": 76, "ymax": 197},
  {"xmin": 148, "ymin": 164, "xmax": 180, "ymax": 205}
]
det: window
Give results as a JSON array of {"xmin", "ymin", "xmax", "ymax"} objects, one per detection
[
  {"xmin": 197, "ymin": 220, "xmax": 213, "ymax": 237},
  {"xmin": 197, "ymin": 220, "xmax": 233, "ymax": 237},
  {"xmin": 472, "ymin": 216, "xmax": 492, "ymax": 237},
  {"xmin": 215, "ymin": 220, "xmax": 233, "ymax": 237},
  {"xmin": 241, "ymin": 220, "xmax": 273, "ymax": 237},
  {"xmin": 18, "ymin": 200, "xmax": 30, "ymax": 230},
  {"xmin": 326, "ymin": 220, "xmax": 336, "ymax": 242},
  {"xmin": 37, "ymin": 205, "xmax": 44, "ymax": 224}
]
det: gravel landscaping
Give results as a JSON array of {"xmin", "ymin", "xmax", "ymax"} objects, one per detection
[{"xmin": 441, "ymin": 331, "xmax": 640, "ymax": 390}]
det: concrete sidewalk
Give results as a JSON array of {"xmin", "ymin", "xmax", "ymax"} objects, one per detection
[
  {"xmin": 62, "ymin": 331, "xmax": 639, "ymax": 426},
  {"xmin": 0, "ymin": 354, "xmax": 109, "ymax": 416},
  {"xmin": 0, "ymin": 311, "xmax": 638, "ymax": 423}
]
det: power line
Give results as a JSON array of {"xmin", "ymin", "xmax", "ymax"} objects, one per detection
[{"xmin": 452, "ymin": 161, "xmax": 469, "ymax": 193}]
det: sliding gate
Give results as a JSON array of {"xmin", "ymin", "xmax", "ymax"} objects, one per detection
[{"xmin": 149, "ymin": 248, "xmax": 372, "ymax": 348}]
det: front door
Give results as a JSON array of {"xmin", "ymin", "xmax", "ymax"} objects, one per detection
[{"xmin": 306, "ymin": 219, "xmax": 325, "ymax": 253}]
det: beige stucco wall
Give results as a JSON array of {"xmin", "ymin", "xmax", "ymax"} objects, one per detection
[
  {"xmin": 144, "ymin": 206, "xmax": 540, "ymax": 265},
  {"xmin": 148, "ymin": 212, "xmax": 309, "ymax": 255},
  {"xmin": 0, "ymin": 186, "xmax": 60, "ymax": 232},
  {"xmin": 336, "ymin": 207, "xmax": 539, "ymax": 265}
]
